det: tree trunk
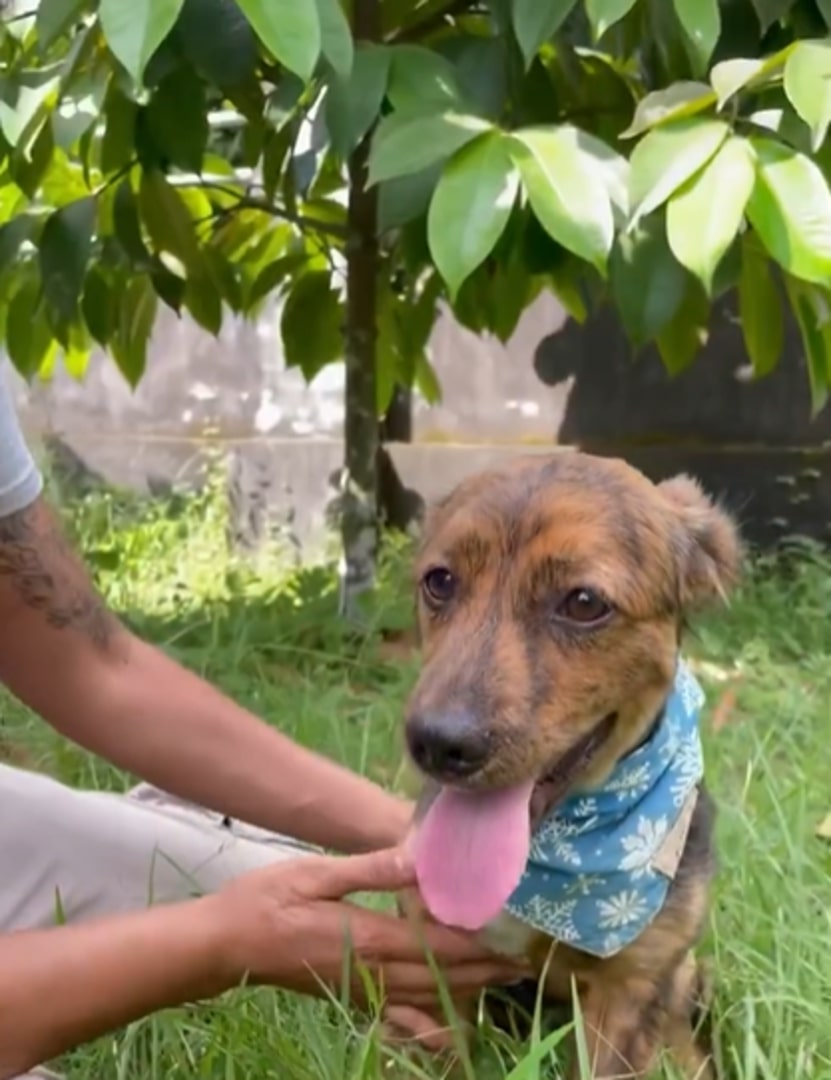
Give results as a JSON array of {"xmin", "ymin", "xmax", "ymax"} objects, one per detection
[
  {"xmin": 339, "ymin": 0, "xmax": 381, "ymax": 619},
  {"xmin": 379, "ymin": 386, "xmax": 423, "ymax": 533}
]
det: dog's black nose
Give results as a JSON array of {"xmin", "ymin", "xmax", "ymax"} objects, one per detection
[{"xmin": 406, "ymin": 708, "xmax": 491, "ymax": 781}]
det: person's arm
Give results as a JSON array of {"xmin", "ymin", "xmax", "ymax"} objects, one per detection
[
  {"xmin": 0, "ymin": 848, "xmax": 526, "ymax": 1079},
  {"xmin": 0, "ymin": 496, "xmax": 411, "ymax": 852},
  {"xmin": 0, "ymin": 897, "xmax": 230, "ymax": 1079}
]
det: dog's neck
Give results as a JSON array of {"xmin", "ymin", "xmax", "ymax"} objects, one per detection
[{"xmin": 504, "ymin": 658, "xmax": 706, "ymax": 958}]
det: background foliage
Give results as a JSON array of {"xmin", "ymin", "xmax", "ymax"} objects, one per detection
[{"xmin": 3, "ymin": 0, "xmax": 831, "ymax": 602}]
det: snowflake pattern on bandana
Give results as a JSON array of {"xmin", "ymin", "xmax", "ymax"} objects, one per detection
[{"xmin": 505, "ymin": 658, "xmax": 705, "ymax": 959}]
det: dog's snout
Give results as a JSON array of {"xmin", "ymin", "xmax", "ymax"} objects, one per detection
[{"xmin": 406, "ymin": 707, "xmax": 491, "ymax": 781}]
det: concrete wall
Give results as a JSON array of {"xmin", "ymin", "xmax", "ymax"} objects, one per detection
[{"xmin": 7, "ymin": 285, "xmax": 831, "ymax": 553}]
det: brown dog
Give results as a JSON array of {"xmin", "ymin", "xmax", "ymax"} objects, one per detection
[{"xmin": 401, "ymin": 452, "xmax": 741, "ymax": 1078}]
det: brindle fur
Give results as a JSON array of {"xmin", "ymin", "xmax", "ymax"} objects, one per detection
[{"xmin": 402, "ymin": 453, "xmax": 741, "ymax": 1079}]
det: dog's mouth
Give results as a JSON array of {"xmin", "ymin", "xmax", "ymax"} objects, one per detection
[
  {"xmin": 410, "ymin": 712, "xmax": 617, "ymax": 934},
  {"xmin": 529, "ymin": 711, "xmax": 617, "ymax": 829}
]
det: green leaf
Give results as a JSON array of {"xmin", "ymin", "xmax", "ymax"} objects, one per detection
[
  {"xmin": 784, "ymin": 276, "xmax": 831, "ymax": 415},
  {"xmin": 38, "ymin": 197, "xmax": 97, "ymax": 325},
  {"xmin": 114, "ymin": 179, "xmax": 152, "ymax": 266},
  {"xmin": 139, "ymin": 169, "xmax": 202, "ymax": 272},
  {"xmin": 53, "ymin": 66, "xmax": 110, "ymax": 149},
  {"xmin": 572, "ymin": 129, "xmax": 630, "ymax": 225},
  {"xmin": 666, "ymin": 136, "xmax": 755, "ymax": 295},
  {"xmin": 112, "ymin": 274, "xmax": 157, "ymax": 387},
  {"xmin": 621, "ymin": 82, "xmax": 716, "ymax": 139},
  {"xmin": 315, "ymin": 0, "xmax": 353, "ymax": 79},
  {"xmin": 62, "ymin": 321, "xmax": 92, "ymax": 380},
  {"xmin": 427, "ymin": 132, "xmax": 519, "ymax": 297},
  {"xmin": 9, "ymin": 121, "xmax": 55, "ymax": 200},
  {"xmin": 280, "ymin": 270, "xmax": 343, "ymax": 380},
  {"xmin": 415, "ymin": 352, "xmax": 442, "ymax": 405},
  {"xmin": 628, "ymin": 118, "xmax": 729, "ymax": 226},
  {"xmin": 400, "ymin": 272, "xmax": 441, "ymax": 365},
  {"xmin": 738, "ymin": 233, "xmax": 783, "ymax": 378},
  {"xmin": 325, "ymin": 43, "xmax": 390, "ymax": 158},
  {"xmin": 6, "ymin": 276, "xmax": 55, "ymax": 378},
  {"xmin": 819, "ymin": 0, "xmax": 831, "ymax": 30},
  {"xmin": 387, "ymin": 45, "xmax": 462, "ymax": 112},
  {"xmin": 710, "ymin": 234, "xmax": 742, "ymax": 297},
  {"xmin": 510, "ymin": 126, "xmax": 614, "ymax": 273},
  {"xmin": 655, "ymin": 278, "xmax": 710, "ymax": 375},
  {"xmin": 378, "ymin": 165, "xmax": 443, "ymax": 232},
  {"xmin": 750, "ymin": 0, "xmax": 796, "ymax": 33},
  {"xmin": 745, "ymin": 137, "xmax": 831, "ymax": 286},
  {"xmin": 449, "ymin": 35, "xmax": 510, "ymax": 122},
  {"xmin": 487, "ymin": 239, "xmax": 542, "ymax": 342},
  {"xmin": 235, "ymin": 0, "xmax": 321, "ymax": 80},
  {"xmin": 262, "ymin": 127, "xmax": 292, "ymax": 201},
  {"xmin": 99, "ymin": 0, "xmax": 186, "ymax": 84},
  {"xmin": 672, "ymin": 0, "xmax": 721, "ymax": 74},
  {"xmin": 81, "ymin": 265, "xmax": 116, "ymax": 347},
  {"xmin": 610, "ymin": 213, "xmax": 688, "ymax": 345},
  {"xmin": 512, "ymin": 0, "xmax": 577, "ymax": 66},
  {"xmin": 585, "ymin": 0, "xmax": 638, "ymax": 40},
  {"xmin": 746, "ymin": 107, "xmax": 811, "ymax": 154},
  {"xmin": 177, "ymin": 0, "xmax": 258, "ymax": 86},
  {"xmin": 710, "ymin": 58, "xmax": 764, "ymax": 110},
  {"xmin": 139, "ymin": 27, "xmax": 180, "ymax": 87},
  {"xmin": 783, "ymin": 40, "xmax": 831, "ymax": 153},
  {"xmin": 376, "ymin": 281, "xmax": 411, "ymax": 414},
  {"xmin": 40, "ymin": 151, "xmax": 89, "ymax": 206},
  {"xmin": 36, "ymin": 0, "xmax": 85, "ymax": 50},
  {"xmin": 0, "ymin": 66, "xmax": 61, "ymax": 147},
  {"xmin": 184, "ymin": 274, "xmax": 222, "ymax": 334},
  {"xmin": 367, "ymin": 112, "xmax": 491, "ymax": 186},
  {"xmin": 151, "ymin": 263, "xmax": 186, "ymax": 313},
  {"xmin": 146, "ymin": 65, "xmax": 208, "ymax": 173},
  {"xmin": 100, "ymin": 82, "xmax": 137, "ymax": 174},
  {"xmin": 249, "ymin": 253, "xmax": 309, "ymax": 305},
  {"xmin": 0, "ymin": 216, "xmax": 36, "ymax": 279}
]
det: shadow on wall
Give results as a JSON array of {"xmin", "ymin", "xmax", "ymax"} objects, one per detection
[
  {"xmin": 533, "ymin": 296, "xmax": 830, "ymax": 450},
  {"xmin": 531, "ymin": 296, "xmax": 831, "ymax": 546}
]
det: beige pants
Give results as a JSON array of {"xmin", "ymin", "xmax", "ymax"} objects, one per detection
[{"xmin": 0, "ymin": 762, "xmax": 316, "ymax": 1078}]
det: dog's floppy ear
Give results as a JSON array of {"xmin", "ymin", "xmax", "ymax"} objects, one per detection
[{"xmin": 658, "ymin": 474, "xmax": 742, "ymax": 608}]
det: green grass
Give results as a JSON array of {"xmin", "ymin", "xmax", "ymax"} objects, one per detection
[{"xmin": 2, "ymin": 478, "xmax": 830, "ymax": 1080}]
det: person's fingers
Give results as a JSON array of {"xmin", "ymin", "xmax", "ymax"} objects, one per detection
[
  {"xmin": 296, "ymin": 847, "xmax": 416, "ymax": 901},
  {"xmin": 382, "ymin": 1005, "xmax": 462, "ymax": 1052},
  {"xmin": 339, "ymin": 904, "xmax": 531, "ymax": 982},
  {"xmin": 408, "ymin": 918, "xmax": 531, "ymax": 974},
  {"xmin": 356, "ymin": 959, "xmax": 528, "ymax": 1002}
]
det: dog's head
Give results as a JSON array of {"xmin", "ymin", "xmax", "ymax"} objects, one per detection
[
  {"xmin": 405, "ymin": 452, "xmax": 741, "ymax": 813},
  {"xmin": 405, "ymin": 454, "xmax": 741, "ymax": 931}
]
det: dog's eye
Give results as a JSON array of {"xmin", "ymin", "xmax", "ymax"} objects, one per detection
[
  {"xmin": 557, "ymin": 588, "xmax": 611, "ymax": 624},
  {"xmin": 422, "ymin": 566, "xmax": 456, "ymax": 605}
]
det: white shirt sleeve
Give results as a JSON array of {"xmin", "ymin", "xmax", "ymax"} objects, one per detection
[{"xmin": 0, "ymin": 363, "xmax": 43, "ymax": 518}]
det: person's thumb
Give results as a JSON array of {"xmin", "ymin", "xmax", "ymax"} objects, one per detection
[{"xmin": 299, "ymin": 846, "xmax": 416, "ymax": 900}]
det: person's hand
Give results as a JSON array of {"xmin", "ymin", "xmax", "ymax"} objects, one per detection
[{"xmin": 211, "ymin": 846, "xmax": 529, "ymax": 1012}]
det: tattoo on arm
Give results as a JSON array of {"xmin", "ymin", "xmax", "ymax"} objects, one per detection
[{"xmin": 0, "ymin": 501, "xmax": 118, "ymax": 650}]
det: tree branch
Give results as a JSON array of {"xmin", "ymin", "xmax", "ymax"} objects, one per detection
[
  {"xmin": 3, "ymin": 7, "xmax": 37, "ymax": 21},
  {"xmin": 167, "ymin": 174, "xmax": 348, "ymax": 240},
  {"xmin": 385, "ymin": 0, "xmax": 475, "ymax": 43}
]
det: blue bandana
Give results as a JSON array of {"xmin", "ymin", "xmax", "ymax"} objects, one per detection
[{"xmin": 504, "ymin": 659, "xmax": 705, "ymax": 958}]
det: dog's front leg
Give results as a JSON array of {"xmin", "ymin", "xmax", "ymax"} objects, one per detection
[
  {"xmin": 662, "ymin": 952, "xmax": 717, "ymax": 1080},
  {"xmin": 569, "ymin": 977, "xmax": 663, "ymax": 1080}
]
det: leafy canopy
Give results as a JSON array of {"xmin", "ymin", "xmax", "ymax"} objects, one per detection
[{"xmin": 2, "ymin": 0, "xmax": 831, "ymax": 412}]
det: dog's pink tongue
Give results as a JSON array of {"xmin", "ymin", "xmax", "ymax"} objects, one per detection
[{"xmin": 412, "ymin": 781, "xmax": 535, "ymax": 931}]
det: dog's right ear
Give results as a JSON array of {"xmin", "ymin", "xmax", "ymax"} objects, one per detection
[{"xmin": 658, "ymin": 474, "xmax": 743, "ymax": 608}]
